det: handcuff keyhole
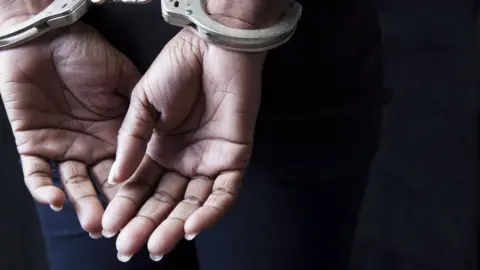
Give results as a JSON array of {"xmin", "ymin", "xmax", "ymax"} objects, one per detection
[{"xmin": 174, "ymin": 1, "xmax": 179, "ymax": 7}]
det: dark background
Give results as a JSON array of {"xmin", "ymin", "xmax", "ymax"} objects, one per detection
[
  {"xmin": 0, "ymin": 0, "xmax": 478, "ymax": 269},
  {"xmin": 350, "ymin": 0, "xmax": 478, "ymax": 269}
]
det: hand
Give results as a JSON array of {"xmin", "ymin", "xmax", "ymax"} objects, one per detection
[
  {"xmin": 0, "ymin": 23, "xmax": 140, "ymax": 237},
  {"xmin": 102, "ymin": 28, "xmax": 265, "ymax": 261}
]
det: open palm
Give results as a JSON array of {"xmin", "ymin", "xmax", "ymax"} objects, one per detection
[
  {"xmin": 0, "ymin": 23, "xmax": 140, "ymax": 235},
  {"xmin": 102, "ymin": 28, "xmax": 266, "ymax": 261}
]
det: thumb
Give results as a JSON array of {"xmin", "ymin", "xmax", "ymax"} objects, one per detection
[
  {"xmin": 108, "ymin": 88, "xmax": 158, "ymax": 184},
  {"xmin": 110, "ymin": 29, "xmax": 204, "ymax": 184}
]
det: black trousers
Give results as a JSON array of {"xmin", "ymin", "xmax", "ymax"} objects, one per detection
[{"xmin": 35, "ymin": 4, "xmax": 385, "ymax": 270}]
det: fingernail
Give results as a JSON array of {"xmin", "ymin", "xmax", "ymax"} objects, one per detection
[
  {"xmin": 89, "ymin": 232, "xmax": 102, "ymax": 239},
  {"xmin": 107, "ymin": 161, "xmax": 117, "ymax": 184},
  {"xmin": 102, "ymin": 229, "xmax": 117, "ymax": 238},
  {"xmin": 185, "ymin": 233, "xmax": 197, "ymax": 241},
  {"xmin": 117, "ymin": 252, "xmax": 132, "ymax": 263},
  {"xmin": 149, "ymin": 253, "xmax": 164, "ymax": 262},
  {"xmin": 49, "ymin": 204, "xmax": 63, "ymax": 212}
]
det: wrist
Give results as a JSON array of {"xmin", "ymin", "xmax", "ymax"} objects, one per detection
[{"xmin": 205, "ymin": 0, "xmax": 289, "ymax": 29}]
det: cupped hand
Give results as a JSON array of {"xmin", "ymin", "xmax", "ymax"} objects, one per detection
[
  {"xmin": 0, "ymin": 23, "xmax": 140, "ymax": 236},
  {"xmin": 102, "ymin": 28, "xmax": 265, "ymax": 261}
]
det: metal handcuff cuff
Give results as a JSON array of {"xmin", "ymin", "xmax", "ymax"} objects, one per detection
[{"xmin": 0, "ymin": 0, "xmax": 302, "ymax": 52}]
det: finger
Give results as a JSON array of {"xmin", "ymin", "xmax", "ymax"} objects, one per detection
[
  {"xmin": 147, "ymin": 176, "xmax": 213, "ymax": 259},
  {"xmin": 116, "ymin": 172, "xmax": 188, "ymax": 262},
  {"xmin": 109, "ymin": 90, "xmax": 158, "ymax": 184},
  {"xmin": 57, "ymin": 160, "xmax": 104, "ymax": 237},
  {"xmin": 184, "ymin": 171, "xmax": 243, "ymax": 239},
  {"xmin": 90, "ymin": 159, "xmax": 120, "ymax": 202},
  {"xmin": 102, "ymin": 156, "xmax": 161, "ymax": 238},
  {"xmin": 20, "ymin": 155, "xmax": 66, "ymax": 210},
  {"xmin": 110, "ymin": 30, "xmax": 205, "ymax": 185}
]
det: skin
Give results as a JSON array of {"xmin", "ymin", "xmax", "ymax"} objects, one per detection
[
  {"xmin": 1, "ymin": 14, "xmax": 264, "ymax": 262},
  {"xmin": 1, "ymin": 0, "xmax": 285, "ymax": 262},
  {"xmin": 101, "ymin": 28, "xmax": 265, "ymax": 261},
  {"xmin": 0, "ymin": 22, "xmax": 140, "ymax": 237},
  {"xmin": 103, "ymin": 0, "xmax": 286, "ymax": 260},
  {"xmin": 0, "ymin": 0, "xmax": 51, "ymax": 27}
]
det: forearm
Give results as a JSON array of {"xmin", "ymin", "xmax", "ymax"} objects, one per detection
[{"xmin": 205, "ymin": 0, "xmax": 289, "ymax": 28}]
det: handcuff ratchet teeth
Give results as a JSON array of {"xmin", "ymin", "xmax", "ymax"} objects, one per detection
[{"xmin": 0, "ymin": 0, "xmax": 302, "ymax": 52}]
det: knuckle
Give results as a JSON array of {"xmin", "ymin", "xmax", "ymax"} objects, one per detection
[
  {"xmin": 114, "ymin": 193, "xmax": 141, "ymax": 207},
  {"xmin": 64, "ymin": 175, "xmax": 90, "ymax": 185},
  {"xmin": 182, "ymin": 196, "xmax": 204, "ymax": 206},
  {"xmin": 131, "ymin": 97, "xmax": 154, "ymax": 125},
  {"xmin": 152, "ymin": 190, "xmax": 176, "ymax": 205},
  {"xmin": 205, "ymin": 195, "xmax": 232, "ymax": 212},
  {"xmin": 135, "ymin": 214, "xmax": 157, "ymax": 226},
  {"xmin": 212, "ymin": 187, "xmax": 235, "ymax": 197},
  {"xmin": 24, "ymin": 172, "xmax": 51, "ymax": 185},
  {"xmin": 71, "ymin": 194, "xmax": 96, "ymax": 207},
  {"xmin": 119, "ymin": 92, "xmax": 159, "ymax": 139}
]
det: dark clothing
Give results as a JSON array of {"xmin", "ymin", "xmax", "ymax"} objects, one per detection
[
  {"xmin": 82, "ymin": 0, "xmax": 388, "ymax": 117},
  {"xmin": 36, "ymin": 0, "xmax": 387, "ymax": 269},
  {"xmin": 37, "ymin": 108, "xmax": 383, "ymax": 270}
]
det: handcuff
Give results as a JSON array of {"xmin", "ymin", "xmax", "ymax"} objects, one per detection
[{"xmin": 0, "ymin": 0, "xmax": 302, "ymax": 52}]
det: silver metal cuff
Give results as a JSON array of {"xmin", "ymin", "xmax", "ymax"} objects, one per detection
[{"xmin": 0, "ymin": 0, "xmax": 302, "ymax": 52}]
